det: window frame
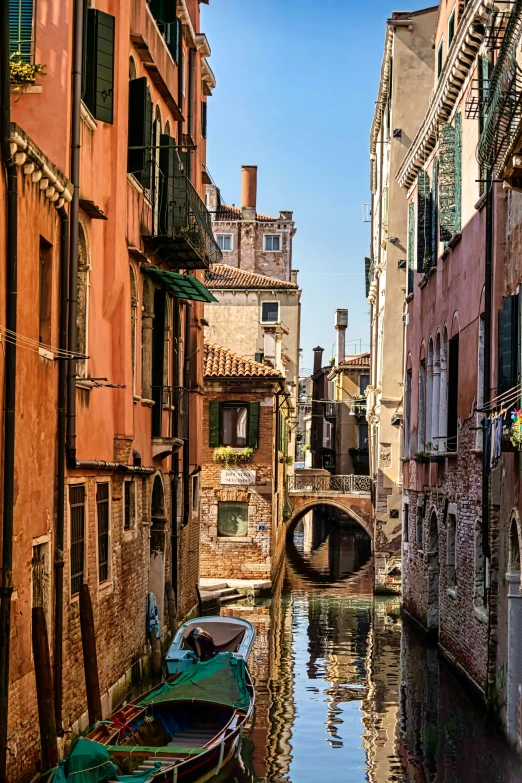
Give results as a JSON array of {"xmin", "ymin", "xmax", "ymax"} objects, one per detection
[
  {"xmin": 220, "ymin": 403, "xmax": 249, "ymax": 448},
  {"xmin": 416, "ymin": 502, "xmax": 424, "ymax": 552},
  {"xmin": 437, "ymin": 38, "xmax": 444, "ymax": 79},
  {"xmin": 448, "ymin": 8, "xmax": 456, "ymax": 48},
  {"xmin": 217, "ymin": 501, "xmax": 249, "ymax": 538},
  {"xmin": 123, "ymin": 478, "xmax": 137, "ymax": 532},
  {"xmin": 96, "ymin": 481, "xmax": 111, "ymax": 585},
  {"xmin": 263, "ymin": 234, "xmax": 282, "ymax": 252},
  {"xmin": 191, "ymin": 474, "xmax": 200, "ymax": 519},
  {"xmin": 215, "ymin": 233, "xmax": 233, "ymax": 252},
  {"xmin": 260, "ymin": 300, "xmax": 280, "ymax": 325},
  {"xmin": 69, "ymin": 483, "xmax": 87, "ymax": 599}
]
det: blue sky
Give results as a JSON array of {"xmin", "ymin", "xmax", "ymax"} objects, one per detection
[{"xmin": 202, "ymin": 0, "xmax": 433, "ymax": 373}]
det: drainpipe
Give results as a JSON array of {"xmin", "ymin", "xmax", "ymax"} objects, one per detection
[
  {"xmin": 0, "ymin": 0, "xmax": 18, "ymax": 774},
  {"xmin": 171, "ymin": 301, "xmax": 181, "ymax": 600},
  {"xmin": 66, "ymin": 0, "xmax": 84, "ymax": 466},
  {"xmin": 182, "ymin": 302, "xmax": 192, "ymax": 527},
  {"xmin": 54, "ymin": 206, "xmax": 69, "ymax": 733}
]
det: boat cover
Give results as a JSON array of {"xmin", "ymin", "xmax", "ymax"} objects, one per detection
[
  {"xmin": 138, "ymin": 652, "xmax": 250, "ymax": 711},
  {"xmin": 54, "ymin": 738, "xmax": 158, "ymax": 783},
  {"xmin": 181, "ymin": 621, "xmax": 245, "ymax": 652}
]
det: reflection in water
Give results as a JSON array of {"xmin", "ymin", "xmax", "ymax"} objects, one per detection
[{"xmin": 220, "ymin": 506, "xmax": 522, "ymax": 782}]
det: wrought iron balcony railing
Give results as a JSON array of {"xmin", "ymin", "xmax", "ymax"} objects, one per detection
[
  {"xmin": 287, "ymin": 474, "xmax": 371, "ymax": 494},
  {"xmin": 351, "ymin": 397, "xmax": 368, "ymax": 418},
  {"xmin": 141, "ymin": 147, "xmax": 222, "ymax": 269},
  {"xmin": 323, "ymin": 402, "xmax": 337, "ymax": 421}
]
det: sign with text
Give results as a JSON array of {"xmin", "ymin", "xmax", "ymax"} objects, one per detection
[{"xmin": 220, "ymin": 469, "xmax": 256, "ymax": 486}]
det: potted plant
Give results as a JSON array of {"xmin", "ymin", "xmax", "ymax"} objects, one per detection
[
  {"xmin": 415, "ymin": 451, "xmax": 431, "ymax": 464},
  {"xmin": 10, "ymin": 53, "xmax": 46, "ymax": 98},
  {"xmin": 509, "ymin": 410, "xmax": 522, "ymax": 451},
  {"xmin": 213, "ymin": 446, "xmax": 253, "ymax": 469}
]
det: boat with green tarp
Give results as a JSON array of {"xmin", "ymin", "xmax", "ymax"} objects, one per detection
[{"xmin": 55, "ymin": 651, "xmax": 255, "ymax": 783}]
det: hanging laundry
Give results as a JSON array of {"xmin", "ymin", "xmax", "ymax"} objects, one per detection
[
  {"xmin": 146, "ymin": 592, "xmax": 161, "ymax": 639},
  {"xmin": 490, "ymin": 414, "xmax": 503, "ymax": 468}
]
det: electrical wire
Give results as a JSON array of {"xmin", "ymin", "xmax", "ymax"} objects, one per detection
[{"xmin": 0, "ymin": 326, "xmax": 86, "ymax": 360}]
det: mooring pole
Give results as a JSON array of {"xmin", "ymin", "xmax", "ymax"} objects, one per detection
[
  {"xmin": 79, "ymin": 584, "xmax": 102, "ymax": 725},
  {"xmin": 32, "ymin": 608, "xmax": 58, "ymax": 771}
]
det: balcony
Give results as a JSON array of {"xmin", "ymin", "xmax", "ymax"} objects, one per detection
[
  {"xmin": 323, "ymin": 402, "xmax": 337, "ymax": 422},
  {"xmin": 350, "ymin": 396, "xmax": 367, "ymax": 419},
  {"xmin": 143, "ymin": 160, "xmax": 222, "ymax": 269}
]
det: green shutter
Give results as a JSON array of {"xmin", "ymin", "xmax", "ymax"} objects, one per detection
[
  {"xmin": 407, "ymin": 201, "xmax": 415, "ymax": 294},
  {"xmin": 127, "ymin": 78, "xmax": 153, "ymax": 186},
  {"xmin": 9, "ymin": 0, "xmax": 34, "ymax": 62},
  {"xmin": 209, "ymin": 401, "xmax": 220, "ymax": 447},
  {"xmin": 439, "ymin": 122, "xmax": 456, "ymax": 241},
  {"xmin": 84, "ymin": 10, "xmax": 115, "ymax": 124},
  {"xmin": 417, "ymin": 171, "xmax": 431, "ymax": 272},
  {"xmin": 149, "ymin": 0, "xmax": 177, "ymax": 24},
  {"xmin": 247, "ymin": 402, "xmax": 260, "ymax": 449},
  {"xmin": 159, "ymin": 134, "xmax": 175, "ymax": 236},
  {"xmin": 431, "ymin": 159, "xmax": 438, "ymax": 265},
  {"xmin": 164, "ymin": 17, "xmax": 182, "ymax": 64},
  {"xmin": 454, "ymin": 113, "xmax": 462, "ymax": 232}
]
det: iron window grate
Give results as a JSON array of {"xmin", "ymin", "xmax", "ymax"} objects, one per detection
[
  {"xmin": 96, "ymin": 483, "xmax": 110, "ymax": 583},
  {"xmin": 69, "ymin": 485, "xmax": 85, "ymax": 596}
]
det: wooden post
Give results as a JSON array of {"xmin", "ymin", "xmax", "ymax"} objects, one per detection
[
  {"xmin": 79, "ymin": 583, "xmax": 102, "ymax": 725},
  {"xmin": 32, "ymin": 608, "xmax": 58, "ymax": 771},
  {"xmin": 165, "ymin": 581, "xmax": 177, "ymax": 636}
]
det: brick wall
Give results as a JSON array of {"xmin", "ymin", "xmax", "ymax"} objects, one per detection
[
  {"xmin": 200, "ymin": 385, "xmax": 285, "ymax": 581},
  {"xmin": 403, "ymin": 423, "xmax": 489, "ymax": 688}
]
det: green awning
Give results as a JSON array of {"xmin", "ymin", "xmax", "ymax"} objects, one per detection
[{"xmin": 141, "ymin": 267, "xmax": 218, "ymax": 303}]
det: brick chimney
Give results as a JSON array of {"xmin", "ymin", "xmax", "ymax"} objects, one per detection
[
  {"xmin": 290, "ymin": 269, "xmax": 299, "ymax": 285},
  {"xmin": 241, "ymin": 165, "xmax": 257, "ymax": 220},
  {"xmin": 313, "ymin": 346, "xmax": 324, "ymax": 374},
  {"xmin": 335, "ymin": 309, "xmax": 348, "ymax": 365}
]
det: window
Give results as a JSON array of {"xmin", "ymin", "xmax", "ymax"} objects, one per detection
[
  {"xmin": 84, "ymin": 9, "xmax": 115, "ymax": 124},
  {"xmin": 264, "ymin": 235, "xmax": 281, "ymax": 252},
  {"xmin": 360, "ymin": 374, "xmax": 369, "ymax": 395},
  {"xmin": 218, "ymin": 502, "xmax": 248, "ymax": 537},
  {"xmin": 130, "ymin": 266, "xmax": 138, "ymax": 395},
  {"xmin": 447, "ymin": 334, "xmax": 459, "ymax": 452},
  {"xmin": 209, "ymin": 401, "xmax": 260, "ymax": 449},
  {"xmin": 418, "ymin": 360, "xmax": 426, "ymax": 452},
  {"xmin": 148, "ymin": 2, "xmax": 181, "ymax": 62},
  {"xmin": 201, "ymin": 101, "xmax": 207, "ymax": 139},
  {"xmin": 191, "ymin": 475, "xmax": 200, "ymax": 518},
  {"xmin": 9, "ymin": 0, "xmax": 35, "ymax": 62},
  {"xmin": 416, "ymin": 505, "xmax": 424, "ymax": 550},
  {"xmin": 448, "ymin": 9, "xmax": 455, "ymax": 47},
  {"xmin": 124, "ymin": 479, "xmax": 136, "ymax": 531},
  {"xmin": 222, "ymin": 405, "xmax": 248, "ymax": 447},
  {"xmin": 216, "ymin": 234, "xmax": 233, "ymax": 251},
  {"xmin": 510, "ymin": 517, "xmax": 520, "ymax": 572},
  {"xmin": 39, "ymin": 238, "xmax": 53, "ymax": 345},
  {"xmin": 417, "ymin": 171, "xmax": 431, "ymax": 272},
  {"xmin": 447, "ymin": 513, "xmax": 456, "ymax": 589},
  {"xmin": 476, "ymin": 315, "xmax": 485, "ymax": 448},
  {"xmin": 403, "ymin": 502, "xmax": 409, "ymax": 544},
  {"xmin": 69, "ymin": 485, "xmax": 86, "ymax": 597},
  {"xmin": 96, "ymin": 483, "xmax": 110, "ymax": 584},
  {"xmin": 127, "ymin": 77, "xmax": 153, "ymax": 187},
  {"xmin": 261, "ymin": 301, "xmax": 279, "ymax": 323},
  {"xmin": 437, "ymin": 39, "xmax": 444, "ymax": 79},
  {"xmin": 407, "ymin": 201, "xmax": 415, "ymax": 294},
  {"xmin": 76, "ymin": 224, "xmax": 90, "ymax": 378},
  {"xmin": 475, "ymin": 519, "xmax": 485, "ymax": 608},
  {"xmin": 404, "ymin": 370, "xmax": 412, "ymax": 458}
]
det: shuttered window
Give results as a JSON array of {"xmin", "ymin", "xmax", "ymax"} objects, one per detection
[
  {"xmin": 439, "ymin": 122, "xmax": 456, "ymax": 241},
  {"xmin": 208, "ymin": 401, "xmax": 260, "ymax": 449},
  {"xmin": 417, "ymin": 171, "xmax": 431, "ymax": 272},
  {"xmin": 9, "ymin": 0, "xmax": 34, "ymax": 62},
  {"xmin": 84, "ymin": 10, "xmax": 115, "ymax": 124},
  {"xmin": 407, "ymin": 201, "xmax": 415, "ymax": 294},
  {"xmin": 447, "ymin": 334, "xmax": 459, "ymax": 452},
  {"xmin": 149, "ymin": 0, "xmax": 178, "ymax": 24},
  {"xmin": 69, "ymin": 485, "xmax": 86, "ymax": 597},
  {"xmin": 431, "ymin": 159, "xmax": 438, "ymax": 265},
  {"xmin": 498, "ymin": 294, "xmax": 520, "ymax": 397},
  {"xmin": 96, "ymin": 483, "xmax": 110, "ymax": 584},
  {"xmin": 127, "ymin": 77, "xmax": 153, "ymax": 186},
  {"xmin": 454, "ymin": 113, "xmax": 462, "ymax": 232}
]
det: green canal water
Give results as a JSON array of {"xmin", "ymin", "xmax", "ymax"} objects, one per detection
[{"xmin": 218, "ymin": 507, "xmax": 522, "ymax": 783}]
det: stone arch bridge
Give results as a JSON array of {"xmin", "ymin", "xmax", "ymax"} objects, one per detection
[{"xmin": 286, "ymin": 474, "xmax": 373, "ymax": 537}]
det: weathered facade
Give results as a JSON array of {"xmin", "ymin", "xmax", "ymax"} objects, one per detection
[
  {"xmin": 200, "ymin": 343, "xmax": 287, "ymax": 585},
  {"xmin": 368, "ymin": 5, "xmax": 438, "ymax": 595},
  {"xmin": 328, "ymin": 353, "xmax": 370, "ymax": 476},
  {"xmin": 0, "ymin": 0, "xmax": 219, "ymax": 776}
]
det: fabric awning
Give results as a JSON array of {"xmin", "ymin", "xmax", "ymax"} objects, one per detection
[{"xmin": 141, "ymin": 267, "xmax": 218, "ymax": 303}]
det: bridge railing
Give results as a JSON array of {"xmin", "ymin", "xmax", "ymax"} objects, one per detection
[{"xmin": 287, "ymin": 474, "xmax": 371, "ymax": 495}]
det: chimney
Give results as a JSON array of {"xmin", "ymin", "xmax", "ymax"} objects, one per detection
[
  {"xmin": 290, "ymin": 269, "xmax": 298, "ymax": 285},
  {"xmin": 241, "ymin": 165, "xmax": 257, "ymax": 220},
  {"xmin": 313, "ymin": 346, "xmax": 324, "ymax": 374},
  {"xmin": 279, "ymin": 210, "xmax": 293, "ymax": 221},
  {"xmin": 335, "ymin": 309, "xmax": 348, "ymax": 365}
]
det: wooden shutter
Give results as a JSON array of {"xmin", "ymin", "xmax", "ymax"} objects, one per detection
[
  {"xmin": 454, "ymin": 113, "xmax": 462, "ymax": 232},
  {"xmin": 431, "ymin": 159, "xmax": 438, "ymax": 265},
  {"xmin": 498, "ymin": 295, "xmax": 520, "ymax": 395},
  {"xmin": 149, "ymin": 0, "xmax": 178, "ymax": 24},
  {"xmin": 209, "ymin": 401, "xmax": 220, "ymax": 447},
  {"xmin": 9, "ymin": 0, "xmax": 34, "ymax": 61},
  {"xmin": 247, "ymin": 402, "xmax": 260, "ymax": 449},
  {"xmin": 201, "ymin": 101, "xmax": 208, "ymax": 139},
  {"xmin": 417, "ymin": 171, "xmax": 431, "ymax": 272},
  {"xmin": 407, "ymin": 201, "xmax": 415, "ymax": 294},
  {"xmin": 439, "ymin": 122, "xmax": 456, "ymax": 241},
  {"xmin": 159, "ymin": 134, "xmax": 175, "ymax": 236},
  {"xmin": 84, "ymin": 9, "xmax": 115, "ymax": 124},
  {"xmin": 128, "ymin": 77, "xmax": 148, "ymax": 175}
]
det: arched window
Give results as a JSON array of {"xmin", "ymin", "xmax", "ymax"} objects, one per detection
[
  {"xmin": 129, "ymin": 56, "xmax": 137, "ymax": 81},
  {"xmin": 142, "ymin": 278, "xmax": 154, "ymax": 399},
  {"xmin": 418, "ymin": 359, "xmax": 426, "ymax": 452},
  {"xmin": 153, "ymin": 106, "xmax": 162, "ymax": 231},
  {"xmin": 439, "ymin": 328, "xmax": 448, "ymax": 452},
  {"xmin": 432, "ymin": 334, "xmax": 441, "ymax": 448},
  {"xmin": 165, "ymin": 120, "xmax": 170, "ymax": 137},
  {"xmin": 130, "ymin": 265, "xmax": 138, "ymax": 395},
  {"xmin": 426, "ymin": 340, "xmax": 434, "ymax": 448},
  {"xmin": 151, "ymin": 474, "xmax": 165, "ymax": 521},
  {"xmin": 77, "ymin": 223, "xmax": 90, "ymax": 379},
  {"xmin": 510, "ymin": 517, "xmax": 521, "ymax": 573}
]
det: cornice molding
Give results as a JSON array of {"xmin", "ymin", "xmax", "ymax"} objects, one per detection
[{"xmin": 10, "ymin": 124, "xmax": 72, "ymax": 209}]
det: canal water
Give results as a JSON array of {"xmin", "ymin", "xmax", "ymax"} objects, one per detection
[{"xmin": 218, "ymin": 506, "xmax": 522, "ymax": 783}]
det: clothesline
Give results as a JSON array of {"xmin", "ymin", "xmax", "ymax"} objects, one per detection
[{"xmin": 477, "ymin": 383, "xmax": 522, "ymax": 414}]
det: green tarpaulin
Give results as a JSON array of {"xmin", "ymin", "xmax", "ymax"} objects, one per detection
[
  {"xmin": 53, "ymin": 739, "xmax": 160, "ymax": 783},
  {"xmin": 138, "ymin": 653, "xmax": 250, "ymax": 711}
]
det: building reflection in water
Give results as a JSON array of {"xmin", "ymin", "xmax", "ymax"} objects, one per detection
[{"xmin": 220, "ymin": 505, "xmax": 522, "ymax": 783}]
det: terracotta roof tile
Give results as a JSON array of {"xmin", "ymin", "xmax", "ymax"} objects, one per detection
[
  {"xmin": 205, "ymin": 264, "xmax": 298, "ymax": 290},
  {"xmin": 340, "ymin": 352, "xmax": 370, "ymax": 368},
  {"xmin": 204, "ymin": 342, "xmax": 284, "ymax": 379},
  {"xmin": 213, "ymin": 204, "xmax": 280, "ymax": 222}
]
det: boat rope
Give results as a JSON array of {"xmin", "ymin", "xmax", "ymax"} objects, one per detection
[{"xmin": 215, "ymin": 739, "xmax": 225, "ymax": 776}]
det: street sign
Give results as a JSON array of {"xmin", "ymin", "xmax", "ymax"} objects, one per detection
[{"xmin": 220, "ymin": 469, "xmax": 256, "ymax": 486}]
